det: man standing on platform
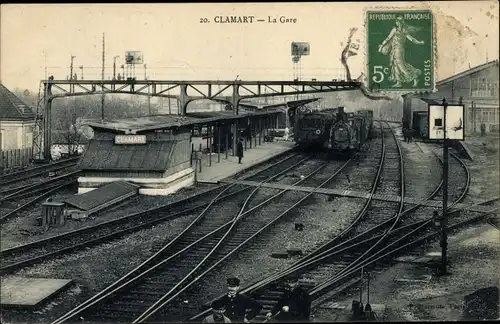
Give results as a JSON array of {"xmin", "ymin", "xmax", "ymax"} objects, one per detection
[
  {"xmin": 218, "ymin": 277, "xmax": 263, "ymax": 323},
  {"xmin": 237, "ymin": 138, "xmax": 244, "ymax": 164}
]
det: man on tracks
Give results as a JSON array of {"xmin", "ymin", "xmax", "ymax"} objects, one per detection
[
  {"xmin": 266, "ymin": 274, "xmax": 311, "ymax": 322},
  {"xmin": 202, "ymin": 299, "xmax": 232, "ymax": 323},
  {"xmin": 217, "ymin": 277, "xmax": 263, "ymax": 323}
]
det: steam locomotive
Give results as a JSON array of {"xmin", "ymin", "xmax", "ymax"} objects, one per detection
[
  {"xmin": 324, "ymin": 109, "xmax": 373, "ymax": 152},
  {"xmin": 294, "ymin": 106, "xmax": 373, "ymax": 153},
  {"xmin": 293, "ymin": 107, "xmax": 341, "ymax": 149}
]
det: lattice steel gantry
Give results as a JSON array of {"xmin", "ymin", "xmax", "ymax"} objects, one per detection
[{"xmin": 33, "ymin": 79, "xmax": 362, "ymax": 160}]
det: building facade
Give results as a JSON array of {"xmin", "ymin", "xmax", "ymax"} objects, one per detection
[
  {"xmin": 0, "ymin": 84, "xmax": 35, "ymax": 151},
  {"xmin": 403, "ymin": 60, "xmax": 499, "ymax": 134}
]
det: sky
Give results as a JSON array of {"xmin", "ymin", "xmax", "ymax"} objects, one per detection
[{"xmin": 1, "ymin": 2, "xmax": 499, "ymax": 93}]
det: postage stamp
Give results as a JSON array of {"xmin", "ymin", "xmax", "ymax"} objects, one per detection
[{"xmin": 366, "ymin": 9, "xmax": 434, "ymax": 92}]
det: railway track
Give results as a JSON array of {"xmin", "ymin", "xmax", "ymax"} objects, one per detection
[
  {"xmin": 0, "ymin": 153, "xmax": 308, "ymax": 274},
  {"xmin": 117, "ymin": 122, "xmax": 388, "ymax": 322},
  {"xmin": 192, "ymin": 128, "xmax": 492, "ymax": 320},
  {"xmin": 0, "ymin": 170, "xmax": 80, "ymax": 222},
  {"xmin": 0, "ymin": 157, "xmax": 79, "ymax": 187},
  {"xmin": 188, "ymin": 124, "xmax": 486, "ymax": 323},
  {"xmin": 51, "ymin": 145, "xmax": 362, "ymax": 323}
]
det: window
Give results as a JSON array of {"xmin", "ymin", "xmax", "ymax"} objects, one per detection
[
  {"xmin": 471, "ymin": 77, "xmax": 498, "ymax": 97},
  {"xmin": 482, "ymin": 111, "xmax": 489, "ymax": 122}
]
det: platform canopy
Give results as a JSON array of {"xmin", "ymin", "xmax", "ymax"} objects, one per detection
[{"xmin": 84, "ymin": 109, "xmax": 283, "ymax": 134}]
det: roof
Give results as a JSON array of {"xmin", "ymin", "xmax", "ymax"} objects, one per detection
[
  {"xmin": 419, "ymin": 98, "xmax": 442, "ymax": 105},
  {"xmin": 78, "ymin": 139, "xmax": 176, "ymax": 171},
  {"xmin": 84, "ymin": 109, "xmax": 283, "ymax": 134},
  {"xmin": 0, "ymin": 84, "xmax": 35, "ymax": 121},
  {"xmin": 64, "ymin": 181, "xmax": 139, "ymax": 211},
  {"xmin": 436, "ymin": 60, "xmax": 499, "ymax": 86}
]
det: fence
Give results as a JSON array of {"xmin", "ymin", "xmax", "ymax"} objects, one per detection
[{"xmin": 0, "ymin": 148, "xmax": 33, "ymax": 171}]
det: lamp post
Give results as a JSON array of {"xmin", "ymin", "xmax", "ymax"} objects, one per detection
[
  {"xmin": 113, "ymin": 56, "xmax": 119, "ymax": 80},
  {"xmin": 144, "ymin": 64, "xmax": 147, "ymax": 80},
  {"xmin": 441, "ymin": 97, "xmax": 449, "ymax": 276}
]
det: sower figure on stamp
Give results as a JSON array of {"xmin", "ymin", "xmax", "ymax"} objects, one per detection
[
  {"xmin": 218, "ymin": 277, "xmax": 263, "ymax": 323},
  {"xmin": 236, "ymin": 138, "xmax": 244, "ymax": 164},
  {"xmin": 266, "ymin": 274, "xmax": 311, "ymax": 322},
  {"xmin": 203, "ymin": 299, "xmax": 232, "ymax": 323},
  {"xmin": 378, "ymin": 16, "xmax": 425, "ymax": 88}
]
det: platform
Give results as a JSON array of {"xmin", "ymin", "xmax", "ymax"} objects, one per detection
[
  {"xmin": 1, "ymin": 276, "xmax": 72, "ymax": 307},
  {"xmin": 219, "ymin": 179, "xmax": 498, "ymax": 214},
  {"xmin": 196, "ymin": 141, "xmax": 296, "ymax": 184}
]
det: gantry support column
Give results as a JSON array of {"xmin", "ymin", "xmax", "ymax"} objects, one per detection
[
  {"xmin": 232, "ymin": 84, "xmax": 240, "ymax": 156},
  {"xmin": 43, "ymin": 97, "xmax": 53, "ymax": 160},
  {"xmin": 179, "ymin": 84, "xmax": 190, "ymax": 116}
]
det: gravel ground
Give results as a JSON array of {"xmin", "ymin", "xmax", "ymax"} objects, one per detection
[
  {"xmin": 311, "ymin": 131, "xmax": 500, "ymax": 322},
  {"xmin": 163, "ymin": 192, "xmax": 367, "ymax": 320},
  {"xmin": 313, "ymin": 223, "xmax": 500, "ymax": 322},
  {"xmin": 1, "ymin": 213, "xmax": 198, "ymax": 324},
  {"xmin": 1, "ymin": 185, "xmax": 218, "ymax": 250}
]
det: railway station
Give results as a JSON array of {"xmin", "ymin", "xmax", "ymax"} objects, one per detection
[{"xmin": 1, "ymin": 4, "xmax": 499, "ymax": 324}]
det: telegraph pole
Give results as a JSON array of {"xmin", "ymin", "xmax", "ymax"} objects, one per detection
[
  {"xmin": 113, "ymin": 56, "xmax": 119, "ymax": 80},
  {"xmin": 101, "ymin": 33, "xmax": 105, "ymax": 122},
  {"xmin": 70, "ymin": 55, "xmax": 75, "ymax": 80},
  {"xmin": 70, "ymin": 55, "xmax": 76, "ymax": 92},
  {"xmin": 441, "ymin": 97, "xmax": 449, "ymax": 276}
]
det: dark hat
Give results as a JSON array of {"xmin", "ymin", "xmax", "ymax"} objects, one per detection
[
  {"xmin": 211, "ymin": 299, "xmax": 226, "ymax": 312},
  {"xmin": 227, "ymin": 277, "xmax": 240, "ymax": 286}
]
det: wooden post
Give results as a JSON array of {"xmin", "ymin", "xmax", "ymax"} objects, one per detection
[
  {"xmin": 254, "ymin": 118, "xmax": 257, "ymax": 147},
  {"xmin": 217, "ymin": 123, "xmax": 221, "ymax": 163},
  {"xmin": 208, "ymin": 124, "xmax": 212, "ymax": 167},
  {"xmin": 198, "ymin": 143, "xmax": 202, "ymax": 173},
  {"xmin": 190, "ymin": 143, "xmax": 194, "ymax": 166},
  {"xmin": 194, "ymin": 158, "xmax": 198, "ymax": 187},
  {"xmin": 249, "ymin": 118, "xmax": 253, "ymax": 149},
  {"xmin": 225, "ymin": 125, "xmax": 229, "ymax": 160},
  {"xmin": 259, "ymin": 119, "xmax": 262, "ymax": 145},
  {"xmin": 206, "ymin": 124, "xmax": 209, "ymax": 152}
]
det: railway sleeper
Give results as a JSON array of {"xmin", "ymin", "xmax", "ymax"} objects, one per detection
[
  {"xmin": 129, "ymin": 289, "xmax": 169, "ymax": 296},
  {"xmin": 87, "ymin": 311, "xmax": 136, "ymax": 321},
  {"xmin": 121, "ymin": 293, "xmax": 168, "ymax": 302},
  {"xmin": 101, "ymin": 304, "xmax": 151, "ymax": 314}
]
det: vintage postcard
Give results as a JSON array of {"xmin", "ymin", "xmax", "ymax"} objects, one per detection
[{"xmin": 0, "ymin": 2, "xmax": 498, "ymax": 324}]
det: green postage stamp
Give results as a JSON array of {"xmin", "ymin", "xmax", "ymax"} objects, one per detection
[{"xmin": 366, "ymin": 10, "xmax": 434, "ymax": 92}]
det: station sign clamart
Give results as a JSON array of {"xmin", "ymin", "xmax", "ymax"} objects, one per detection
[
  {"xmin": 114, "ymin": 135, "xmax": 147, "ymax": 145},
  {"xmin": 366, "ymin": 10, "xmax": 434, "ymax": 92},
  {"xmin": 428, "ymin": 105, "xmax": 465, "ymax": 141}
]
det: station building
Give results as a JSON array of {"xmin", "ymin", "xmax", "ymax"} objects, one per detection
[
  {"xmin": 403, "ymin": 60, "xmax": 499, "ymax": 134},
  {"xmin": 77, "ymin": 109, "xmax": 283, "ymax": 195}
]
